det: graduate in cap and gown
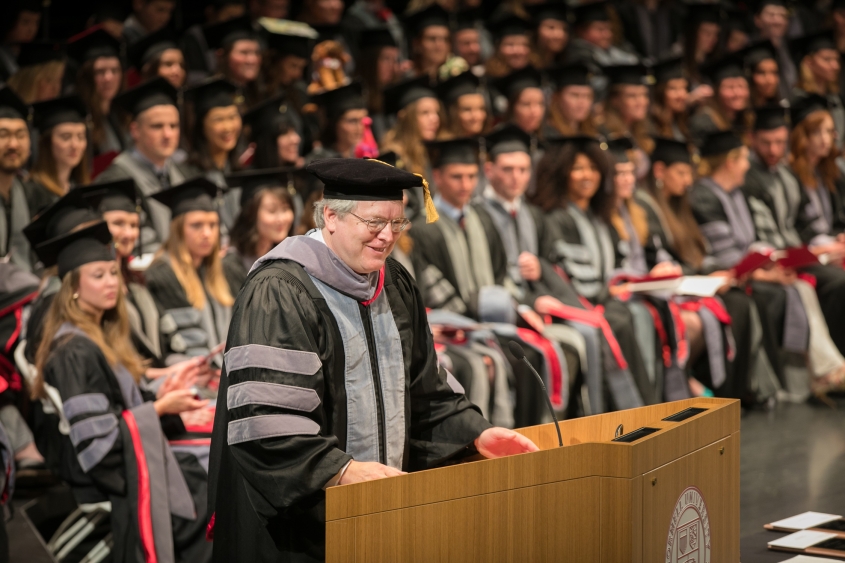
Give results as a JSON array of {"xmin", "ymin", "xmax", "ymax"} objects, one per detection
[
  {"xmin": 743, "ymin": 40, "xmax": 783, "ymax": 108},
  {"xmin": 30, "ymin": 220, "xmax": 213, "ymax": 563},
  {"xmin": 126, "ymin": 26, "xmax": 187, "ymax": 89},
  {"xmin": 66, "ymin": 28, "xmax": 128, "ymax": 162},
  {"xmin": 6, "ymin": 41, "xmax": 65, "ymax": 105},
  {"xmin": 790, "ymin": 30, "xmax": 845, "ymax": 149},
  {"xmin": 480, "ymin": 125, "xmax": 645, "ymax": 417},
  {"xmin": 0, "ymin": 87, "xmax": 34, "ymax": 271},
  {"xmin": 526, "ymin": 2, "xmax": 569, "ymax": 69},
  {"xmin": 182, "ymin": 78, "xmax": 244, "ymax": 233},
  {"xmin": 531, "ymin": 135, "xmax": 652, "ymax": 411},
  {"xmin": 306, "ymin": 81, "xmax": 370, "ymax": 162},
  {"xmin": 689, "ymin": 50, "xmax": 753, "ymax": 147},
  {"xmin": 203, "ymin": 15, "xmax": 264, "ymax": 108},
  {"xmin": 207, "ymin": 158, "xmax": 537, "ymax": 561},
  {"xmin": 689, "ymin": 130, "xmax": 845, "ymax": 403},
  {"xmin": 25, "ymin": 95, "xmax": 90, "ymax": 215},
  {"xmin": 484, "ymin": 12, "xmax": 535, "ymax": 79},
  {"xmin": 96, "ymin": 78, "xmax": 193, "ymax": 255},
  {"xmin": 355, "ymin": 26, "xmax": 402, "ymax": 142},
  {"xmin": 647, "ymin": 56, "xmax": 691, "ymax": 142},
  {"xmin": 409, "ymin": 136, "xmax": 569, "ymax": 425},
  {"xmin": 599, "ymin": 64, "xmax": 654, "ymax": 179},
  {"xmin": 638, "ymin": 136, "xmax": 782, "ymax": 401},
  {"xmin": 544, "ymin": 62, "xmax": 599, "ymax": 138},
  {"xmin": 222, "ymin": 168, "xmax": 298, "ymax": 294},
  {"xmin": 436, "ymin": 70, "xmax": 489, "ymax": 140},
  {"xmin": 145, "ymin": 178, "xmax": 233, "ymax": 369},
  {"xmin": 404, "ymin": 4, "xmax": 451, "ymax": 80}
]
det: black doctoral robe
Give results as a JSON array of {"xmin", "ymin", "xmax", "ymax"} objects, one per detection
[
  {"xmin": 207, "ymin": 249, "xmax": 491, "ymax": 562},
  {"xmin": 35, "ymin": 331, "xmax": 211, "ymax": 563}
]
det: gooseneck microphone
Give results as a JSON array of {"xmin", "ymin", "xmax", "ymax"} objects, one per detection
[{"xmin": 508, "ymin": 341, "xmax": 563, "ymax": 448}]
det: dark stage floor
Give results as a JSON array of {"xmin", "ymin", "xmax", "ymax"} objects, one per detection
[{"xmin": 5, "ymin": 398, "xmax": 845, "ymax": 562}]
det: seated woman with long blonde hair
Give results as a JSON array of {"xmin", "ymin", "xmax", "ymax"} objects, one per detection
[
  {"xmin": 32, "ymin": 221, "xmax": 212, "ymax": 562},
  {"xmin": 146, "ymin": 178, "xmax": 234, "ymax": 370}
]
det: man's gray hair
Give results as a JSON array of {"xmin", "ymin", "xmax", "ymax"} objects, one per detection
[{"xmin": 313, "ymin": 198, "xmax": 358, "ymax": 229}]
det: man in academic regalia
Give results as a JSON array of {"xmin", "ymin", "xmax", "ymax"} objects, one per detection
[
  {"xmin": 96, "ymin": 78, "xmax": 195, "ymax": 255},
  {"xmin": 207, "ymin": 158, "xmax": 538, "ymax": 563},
  {"xmin": 0, "ymin": 87, "xmax": 33, "ymax": 272}
]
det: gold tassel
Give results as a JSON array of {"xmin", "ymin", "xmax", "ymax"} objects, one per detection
[{"xmin": 416, "ymin": 174, "xmax": 439, "ymax": 223}]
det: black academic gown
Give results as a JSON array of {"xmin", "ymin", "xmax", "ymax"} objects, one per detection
[
  {"xmin": 637, "ymin": 191, "xmax": 781, "ymax": 401},
  {"xmin": 35, "ymin": 331, "xmax": 211, "ymax": 563},
  {"xmin": 145, "ymin": 257, "xmax": 231, "ymax": 366},
  {"xmin": 222, "ymin": 249, "xmax": 253, "ymax": 296},
  {"xmin": 207, "ymin": 256, "xmax": 491, "ymax": 562}
]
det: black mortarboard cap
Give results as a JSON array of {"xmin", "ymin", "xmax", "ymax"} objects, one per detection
[
  {"xmin": 16, "ymin": 42, "xmax": 64, "ymax": 69},
  {"xmin": 702, "ymin": 52, "xmax": 745, "ymax": 85},
  {"xmin": 425, "ymin": 137, "xmax": 480, "ymax": 168},
  {"xmin": 35, "ymin": 221, "xmax": 115, "ymax": 278},
  {"xmin": 454, "ymin": 8, "xmax": 479, "ymax": 32},
  {"xmin": 127, "ymin": 27, "xmax": 179, "ymax": 70},
  {"xmin": 92, "ymin": 3, "xmax": 129, "ymax": 23},
  {"xmin": 699, "ymin": 130, "xmax": 743, "ymax": 156},
  {"xmin": 67, "ymin": 27, "xmax": 121, "ymax": 64},
  {"xmin": 606, "ymin": 135, "xmax": 634, "ymax": 162},
  {"xmin": 149, "ymin": 177, "xmax": 220, "ymax": 217},
  {"xmin": 306, "ymin": 158, "xmax": 423, "ymax": 201},
  {"xmin": 650, "ymin": 136, "xmax": 692, "ymax": 165},
  {"xmin": 243, "ymin": 94, "xmax": 294, "ymax": 138},
  {"xmin": 382, "ymin": 76, "xmax": 436, "ymax": 116},
  {"xmin": 604, "ymin": 63, "xmax": 649, "ymax": 86},
  {"xmin": 487, "ymin": 14, "xmax": 532, "ymax": 42},
  {"xmin": 722, "ymin": 8, "xmax": 753, "ymax": 36},
  {"xmin": 23, "ymin": 189, "xmax": 99, "ymax": 248},
  {"xmin": 495, "ymin": 66, "xmax": 543, "ymax": 99},
  {"xmin": 0, "ymin": 87, "xmax": 30, "ymax": 121},
  {"xmin": 789, "ymin": 30, "xmax": 836, "ymax": 66},
  {"xmin": 203, "ymin": 15, "xmax": 256, "ymax": 50},
  {"xmin": 264, "ymin": 30, "xmax": 314, "ymax": 59},
  {"xmin": 754, "ymin": 0, "xmax": 789, "ymax": 13},
  {"xmin": 112, "ymin": 77, "xmax": 178, "ymax": 118},
  {"xmin": 548, "ymin": 62, "xmax": 591, "ymax": 88},
  {"xmin": 740, "ymin": 40, "xmax": 777, "ymax": 70},
  {"xmin": 651, "ymin": 56, "xmax": 685, "ymax": 84},
  {"xmin": 753, "ymin": 105, "xmax": 789, "ymax": 131},
  {"xmin": 359, "ymin": 27, "xmax": 397, "ymax": 50},
  {"xmin": 31, "ymin": 95, "xmax": 87, "ymax": 132},
  {"xmin": 404, "ymin": 5, "xmax": 451, "ymax": 37},
  {"xmin": 544, "ymin": 134, "xmax": 606, "ymax": 151},
  {"xmin": 437, "ymin": 71, "xmax": 481, "ymax": 105},
  {"xmin": 76, "ymin": 179, "xmax": 141, "ymax": 214},
  {"xmin": 185, "ymin": 78, "xmax": 240, "ymax": 119},
  {"xmin": 685, "ymin": 2, "xmax": 723, "ymax": 25},
  {"xmin": 526, "ymin": 2, "xmax": 569, "ymax": 24},
  {"xmin": 312, "ymin": 81, "xmax": 366, "ymax": 121},
  {"xmin": 485, "ymin": 124, "xmax": 531, "ymax": 157},
  {"xmin": 571, "ymin": 1, "xmax": 610, "ymax": 26},
  {"xmin": 790, "ymin": 93, "xmax": 830, "ymax": 126},
  {"xmin": 225, "ymin": 167, "xmax": 300, "ymax": 206}
]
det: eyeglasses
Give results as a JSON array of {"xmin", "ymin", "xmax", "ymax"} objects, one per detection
[{"xmin": 350, "ymin": 212, "xmax": 411, "ymax": 233}]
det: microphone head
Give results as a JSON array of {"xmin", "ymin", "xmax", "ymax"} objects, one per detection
[{"xmin": 508, "ymin": 341, "xmax": 525, "ymax": 361}]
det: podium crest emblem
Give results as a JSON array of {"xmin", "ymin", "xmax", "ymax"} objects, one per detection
[{"xmin": 666, "ymin": 486, "xmax": 711, "ymax": 563}]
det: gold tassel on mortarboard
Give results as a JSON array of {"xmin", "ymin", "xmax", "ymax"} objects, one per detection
[
  {"xmin": 367, "ymin": 158, "xmax": 439, "ymax": 223},
  {"xmin": 416, "ymin": 174, "xmax": 439, "ymax": 224}
]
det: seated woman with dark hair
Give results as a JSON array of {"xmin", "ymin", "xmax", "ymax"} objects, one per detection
[
  {"xmin": 25, "ymin": 96, "xmax": 90, "ymax": 215},
  {"xmin": 648, "ymin": 57, "xmax": 691, "ymax": 142},
  {"xmin": 127, "ymin": 27, "xmax": 187, "ymax": 89},
  {"xmin": 543, "ymin": 63, "xmax": 598, "ymax": 138},
  {"xmin": 146, "ymin": 179, "xmax": 234, "ymax": 371},
  {"xmin": 222, "ymin": 169, "xmax": 297, "ymax": 293},
  {"xmin": 436, "ymin": 71, "xmax": 489, "ymax": 140},
  {"xmin": 31, "ymin": 221, "xmax": 212, "ymax": 563}
]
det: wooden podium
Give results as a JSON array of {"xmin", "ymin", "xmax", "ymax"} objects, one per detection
[{"xmin": 325, "ymin": 397, "xmax": 740, "ymax": 562}]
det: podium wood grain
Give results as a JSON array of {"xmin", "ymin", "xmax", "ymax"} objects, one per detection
[{"xmin": 325, "ymin": 397, "xmax": 740, "ymax": 562}]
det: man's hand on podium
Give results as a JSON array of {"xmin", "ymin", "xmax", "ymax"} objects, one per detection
[
  {"xmin": 474, "ymin": 427, "xmax": 540, "ymax": 459},
  {"xmin": 338, "ymin": 461, "xmax": 407, "ymax": 485}
]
